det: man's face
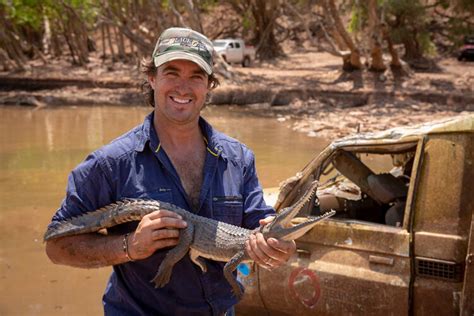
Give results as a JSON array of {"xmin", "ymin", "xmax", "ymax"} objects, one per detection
[{"xmin": 149, "ymin": 59, "xmax": 210, "ymax": 126}]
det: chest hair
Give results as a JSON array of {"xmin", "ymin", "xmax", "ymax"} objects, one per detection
[{"xmin": 167, "ymin": 148, "xmax": 205, "ymax": 212}]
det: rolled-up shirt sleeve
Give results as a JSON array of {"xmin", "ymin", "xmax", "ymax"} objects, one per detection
[{"xmin": 49, "ymin": 150, "xmax": 114, "ymax": 227}]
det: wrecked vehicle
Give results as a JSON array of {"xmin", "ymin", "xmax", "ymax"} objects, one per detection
[{"xmin": 236, "ymin": 115, "xmax": 474, "ymax": 315}]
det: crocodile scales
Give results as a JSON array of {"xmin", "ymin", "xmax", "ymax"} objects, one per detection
[{"xmin": 44, "ymin": 181, "xmax": 335, "ymax": 298}]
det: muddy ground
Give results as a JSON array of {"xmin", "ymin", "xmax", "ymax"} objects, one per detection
[{"xmin": 1, "ymin": 49, "xmax": 473, "ymax": 138}]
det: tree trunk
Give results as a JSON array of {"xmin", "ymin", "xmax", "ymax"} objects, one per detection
[
  {"xmin": 0, "ymin": 7, "xmax": 28, "ymax": 69},
  {"xmin": 381, "ymin": 23, "xmax": 402, "ymax": 68},
  {"xmin": 169, "ymin": 0, "xmax": 188, "ymax": 28},
  {"xmin": 320, "ymin": 4, "xmax": 352, "ymax": 54},
  {"xmin": 113, "ymin": 26, "xmax": 126, "ymax": 60},
  {"xmin": 101, "ymin": 23, "xmax": 107, "ymax": 60},
  {"xmin": 183, "ymin": 0, "xmax": 203, "ymax": 33},
  {"xmin": 402, "ymin": 32, "xmax": 423, "ymax": 61},
  {"xmin": 367, "ymin": 0, "xmax": 386, "ymax": 71},
  {"xmin": 50, "ymin": 27, "xmax": 62, "ymax": 57},
  {"xmin": 105, "ymin": 24, "xmax": 116, "ymax": 62},
  {"xmin": 99, "ymin": 0, "xmax": 156, "ymax": 56},
  {"xmin": 60, "ymin": 1, "xmax": 90, "ymax": 65},
  {"xmin": 0, "ymin": 30, "xmax": 26, "ymax": 70},
  {"xmin": 286, "ymin": 1, "xmax": 346, "ymax": 58},
  {"xmin": 56, "ymin": 13, "xmax": 78, "ymax": 65},
  {"xmin": 325, "ymin": 0, "xmax": 362, "ymax": 70},
  {"xmin": 115, "ymin": 23, "xmax": 154, "ymax": 55},
  {"xmin": 252, "ymin": 0, "xmax": 283, "ymax": 60},
  {"xmin": 42, "ymin": 14, "xmax": 51, "ymax": 55},
  {"xmin": 0, "ymin": 48, "xmax": 14, "ymax": 71},
  {"xmin": 284, "ymin": 2, "xmax": 317, "ymax": 46}
]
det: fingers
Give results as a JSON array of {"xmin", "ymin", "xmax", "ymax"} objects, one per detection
[
  {"xmin": 127, "ymin": 210, "xmax": 188, "ymax": 260},
  {"xmin": 147, "ymin": 209, "xmax": 182, "ymax": 220},
  {"xmin": 150, "ymin": 236, "xmax": 180, "ymax": 249},
  {"xmin": 144, "ymin": 211, "xmax": 187, "ymax": 230},
  {"xmin": 146, "ymin": 210, "xmax": 187, "ymax": 226},
  {"xmin": 259, "ymin": 216, "xmax": 275, "ymax": 226},
  {"xmin": 151, "ymin": 228, "xmax": 180, "ymax": 240},
  {"xmin": 267, "ymin": 238, "xmax": 296, "ymax": 254},
  {"xmin": 245, "ymin": 232, "xmax": 297, "ymax": 270},
  {"xmin": 128, "ymin": 231, "xmax": 180, "ymax": 260},
  {"xmin": 245, "ymin": 235, "xmax": 272, "ymax": 269},
  {"xmin": 246, "ymin": 232, "xmax": 292, "ymax": 270}
]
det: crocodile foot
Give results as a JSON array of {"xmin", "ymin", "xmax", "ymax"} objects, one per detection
[{"xmin": 151, "ymin": 268, "xmax": 172, "ymax": 288}]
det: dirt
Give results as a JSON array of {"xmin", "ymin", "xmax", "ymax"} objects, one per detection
[{"xmin": 0, "ymin": 49, "xmax": 473, "ymax": 139}]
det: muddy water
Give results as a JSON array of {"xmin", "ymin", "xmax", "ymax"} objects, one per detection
[{"xmin": 0, "ymin": 105, "xmax": 327, "ymax": 315}]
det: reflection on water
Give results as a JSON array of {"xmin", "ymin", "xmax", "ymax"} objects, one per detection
[{"xmin": 0, "ymin": 105, "xmax": 327, "ymax": 315}]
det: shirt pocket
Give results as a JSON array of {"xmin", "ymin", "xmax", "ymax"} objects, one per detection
[{"xmin": 212, "ymin": 195, "xmax": 243, "ymax": 226}]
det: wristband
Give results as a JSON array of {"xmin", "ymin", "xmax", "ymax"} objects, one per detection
[{"xmin": 122, "ymin": 233, "xmax": 135, "ymax": 262}]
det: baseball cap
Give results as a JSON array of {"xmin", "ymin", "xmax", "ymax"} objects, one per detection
[{"xmin": 152, "ymin": 27, "xmax": 214, "ymax": 75}]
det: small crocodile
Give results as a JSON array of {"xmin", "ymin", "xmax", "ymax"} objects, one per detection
[{"xmin": 44, "ymin": 181, "xmax": 335, "ymax": 298}]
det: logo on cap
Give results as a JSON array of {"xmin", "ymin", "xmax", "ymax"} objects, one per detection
[{"xmin": 152, "ymin": 28, "xmax": 214, "ymax": 75}]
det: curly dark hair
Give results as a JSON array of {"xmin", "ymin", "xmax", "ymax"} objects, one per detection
[{"xmin": 140, "ymin": 57, "xmax": 220, "ymax": 108}]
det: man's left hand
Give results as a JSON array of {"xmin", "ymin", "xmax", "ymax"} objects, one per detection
[{"xmin": 245, "ymin": 216, "xmax": 296, "ymax": 270}]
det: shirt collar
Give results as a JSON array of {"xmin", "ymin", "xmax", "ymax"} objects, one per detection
[
  {"xmin": 199, "ymin": 117, "xmax": 226, "ymax": 159},
  {"xmin": 133, "ymin": 112, "xmax": 153, "ymax": 152},
  {"xmin": 134, "ymin": 112, "xmax": 227, "ymax": 160}
]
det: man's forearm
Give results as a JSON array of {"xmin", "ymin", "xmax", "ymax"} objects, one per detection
[{"xmin": 45, "ymin": 233, "xmax": 130, "ymax": 268}]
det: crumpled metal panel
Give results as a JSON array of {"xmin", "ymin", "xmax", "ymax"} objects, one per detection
[
  {"xmin": 257, "ymin": 221, "xmax": 411, "ymax": 315},
  {"xmin": 332, "ymin": 114, "xmax": 473, "ymax": 145},
  {"xmin": 237, "ymin": 115, "xmax": 474, "ymax": 315},
  {"xmin": 276, "ymin": 115, "xmax": 473, "ymax": 211}
]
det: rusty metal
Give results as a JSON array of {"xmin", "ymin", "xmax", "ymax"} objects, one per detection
[
  {"xmin": 332, "ymin": 150, "xmax": 379, "ymax": 202},
  {"xmin": 460, "ymin": 186, "xmax": 474, "ymax": 315},
  {"xmin": 367, "ymin": 173, "xmax": 408, "ymax": 204},
  {"xmin": 236, "ymin": 115, "xmax": 474, "ymax": 315}
]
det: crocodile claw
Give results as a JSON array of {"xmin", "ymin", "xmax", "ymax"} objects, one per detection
[{"xmin": 151, "ymin": 269, "xmax": 172, "ymax": 288}]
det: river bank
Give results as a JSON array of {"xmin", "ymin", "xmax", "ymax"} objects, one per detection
[{"xmin": 1, "ymin": 50, "xmax": 472, "ymax": 138}]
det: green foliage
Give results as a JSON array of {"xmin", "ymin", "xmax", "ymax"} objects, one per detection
[
  {"xmin": 385, "ymin": 0, "xmax": 435, "ymax": 58},
  {"xmin": 418, "ymin": 32, "xmax": 437, "ymax": 56},
  {"xmin": 385, "ymin": 0, "xmax": 426, "ymax": 24},
  {"xmin": 56, "ymin": 0, "xmax": 98, "ymax": 27},
  {"xmin": 348, "ymin": 1, "xmax": 366, "ymax": 34},
  {"xmin": 1, "ymin": 0, "xmax": 473, "ymax": 68},
  {"xmin": 242, "ymin": 12, "xmax": 252, "ymax": 31},
  {"xmin": 200, "ymin": 0, "xmax": 220, "ymax": 11},
  {"xmin": 2, "ymin": 0, "xmax": 99, "ymax": 31},
  {"xmin": 2, "ymin": 0, "xmax": 43, "ymax": 30}
]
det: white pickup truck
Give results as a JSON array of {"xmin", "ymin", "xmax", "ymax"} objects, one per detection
[{"xmin": 212, "ymin": 39, "xmax": 256, "ymax": 67}]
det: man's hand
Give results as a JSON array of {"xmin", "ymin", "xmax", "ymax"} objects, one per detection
[
  {"xmin": 245, "ymin": 216, "xmax": 296, "ymax": 270},
  {"xmin": 127, "ymin": 210, "xmax": 187, "ymax": 261}
]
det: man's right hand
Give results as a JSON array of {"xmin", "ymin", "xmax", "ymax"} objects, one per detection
[{"xmin": 127, "ymin": 210, "xmax": 187, "ymax": 260}]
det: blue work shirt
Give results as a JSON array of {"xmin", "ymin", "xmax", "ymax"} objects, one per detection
[{"xmin": 48, "ymin": 112, "xmax": 275, "ymax": 316}]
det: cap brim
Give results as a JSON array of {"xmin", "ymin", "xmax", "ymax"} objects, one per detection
[{"xmin": 154, "ymin": 51, "xmax": 212, "ymax": 75}]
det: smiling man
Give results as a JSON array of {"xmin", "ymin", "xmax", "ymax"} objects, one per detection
[{"xmin": 45, "ymin": 27, "xmax": 295, "ymax": 316}]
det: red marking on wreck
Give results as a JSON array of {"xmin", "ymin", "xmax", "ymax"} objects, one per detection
[{"xmin": 288, "ymin": 267, "xmax": 321, "ymax": 308}]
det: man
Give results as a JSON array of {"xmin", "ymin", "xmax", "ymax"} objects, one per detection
[{"xmin": 45, "ymin": 27, "xmax": 295, "ymax": 315}]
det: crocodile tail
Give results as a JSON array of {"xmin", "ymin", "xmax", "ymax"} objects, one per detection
[{"xmin": 43, "ymin": 199, "xmax": 157, "ymax": 241}]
